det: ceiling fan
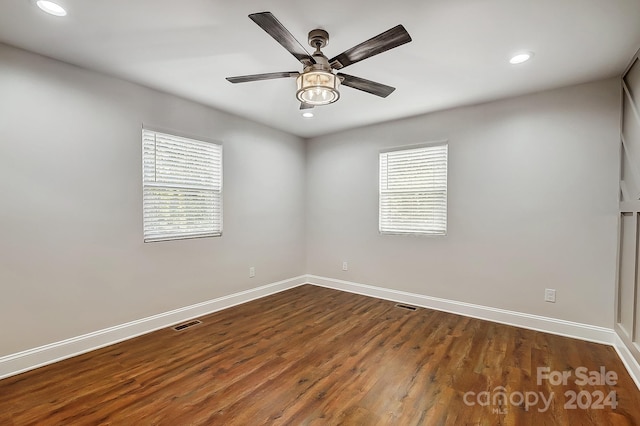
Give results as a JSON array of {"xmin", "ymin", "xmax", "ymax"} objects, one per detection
[{"xmin": 226, "ymin": 12, "xmax": 412, "ymax": 110}]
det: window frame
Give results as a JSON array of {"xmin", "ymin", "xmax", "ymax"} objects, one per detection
[
  {"xmin": 142, "ymin": 126, "xmax": 223, "ymax": 243},
  {"xmin": 379, "ymin": 141, "xmax": 448, "ymax": 236}
]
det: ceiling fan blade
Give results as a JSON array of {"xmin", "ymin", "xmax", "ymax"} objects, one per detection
[
  {"xmin": 300, "ymin": 103, "xmax": 314, "ymax": 110},
  {"xmin": 337, "ymin": 73, "xmax": 396, "ymax": 98},
  {"xmin": 226, "ymin": 71, "xmax": 299, "ymax": 84},
  {"xmin": 329, "ymin": 25, "xmax": 412, "ymax": 70},
  {"xmin": 249, "ymin": 12, "xmax": 315, "ymax": 67}
]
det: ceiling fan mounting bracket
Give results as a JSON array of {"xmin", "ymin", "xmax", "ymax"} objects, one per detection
[{"xmin": 308, "ymin": 29, "xmax": 329, "ymax": 49}]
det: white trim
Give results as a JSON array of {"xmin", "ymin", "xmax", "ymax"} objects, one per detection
[
  {"xmin": 621, "ymin": 134, "xmax": 640, "ymax": 200},
  {"xmin": 620, "ymin": 200, "xmax": 640, "ymax": 212},
  {"xmin": 142, "ymin": 123, "xmax": 223, "ymax": 147},
  {"xmin": 379, "ymin": 139, "xmax": 449, "ymax": 154},
  {"xmin": 0, "ymin": 275, "xmax": 306, "ymax": 380},
  {"xmin": 306, "ymin": 275, "xmax": 615, "ymax": 344},
  {"xmin": 614, "ymin": 333, "xmax": 640, "ymax": 391}
]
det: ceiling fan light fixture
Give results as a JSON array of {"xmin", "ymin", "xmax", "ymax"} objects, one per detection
[{"xmin": 296, "ymin": 70, "xmax": 340, "ymax": 105}]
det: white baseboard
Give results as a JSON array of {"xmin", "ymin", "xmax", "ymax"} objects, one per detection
[
  {"xmin": 613, "ymin": 330, "xmax": 640, "ymax": 391},
  {"xmin": 307, "ymin": 275, "xmax": 640, "ymax": 390},
  {"xmin": 306, "ymin": 275, "xmax": 615, "ymax": 345},
  {"xmin": 0, "ymin": 275, "xmax": 307, "ymax": 380}
]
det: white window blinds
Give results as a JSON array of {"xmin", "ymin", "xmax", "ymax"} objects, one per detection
[
  {"xmin": 379, "ymin": 143, "xmax": 448, "ymax": 235},
  {"xmin": 143, "ymin": 129, "xmax": 222, "ymax": 242}
]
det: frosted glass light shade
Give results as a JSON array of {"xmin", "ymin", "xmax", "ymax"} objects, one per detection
[{"xmin": 296, "ymin": 71, "xmax": 340, "ymax": 105}]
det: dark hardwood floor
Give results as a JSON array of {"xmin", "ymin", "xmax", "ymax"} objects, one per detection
[{"xmin": 1, "ymin": 284, "xmax": 639, "ymax": 425}]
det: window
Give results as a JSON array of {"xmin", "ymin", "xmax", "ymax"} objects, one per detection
[
  {"xmin": 379, "ymin": 143, "xmax": 448, "ymax": 235},
  {"xmin": 142, "ymin": 129, "xmax": 222, "ymax": 242}
]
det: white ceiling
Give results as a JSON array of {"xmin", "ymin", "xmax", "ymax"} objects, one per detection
[{"xmin": 1, "ymin": 0, "xmax": 639, "ymax": 138}]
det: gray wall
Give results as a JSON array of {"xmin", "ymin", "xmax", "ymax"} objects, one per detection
[
  {"xmin": 0, "ymin": 43, "xmax": 307, "ymax": 356},
  {"xmin": 0, "ymin": 39, "xmax": 623, "ymax": 358},
  {"xmin": 306, "ymin": 79, "xmax": 620, "ymax": 328}
]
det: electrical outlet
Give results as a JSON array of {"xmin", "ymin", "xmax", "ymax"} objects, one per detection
[
  {"xmin": 249, "ymin": 267, "xmax": 255, "ymax": 278},
  {"xmin": 342, "ymin": 261, "xmax": 348, "ymax": 271},
  {"xmin": 544, "ymin": 288, "xmax": 556, "ymax": 303}
]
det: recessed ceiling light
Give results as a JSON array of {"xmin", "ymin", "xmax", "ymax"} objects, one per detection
[
  {"xmin": 509, "ymin": 52, "xmax": 534, "ymax": 65},
  {"xmin": 302, "ymin": 112, "xmax": 314, "ymax": 118},
  {"xmin": 36, "ymin": 0, "xmax": 67, "ymax": 16}
]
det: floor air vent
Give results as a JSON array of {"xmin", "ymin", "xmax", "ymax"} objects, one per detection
[
  {"xmin": 173, "ymin": 320, "xmax": 202, "ymax": 331},
  {"xmin": 395, "ymin": 304, "xmax": 418, "ymax": 311}
]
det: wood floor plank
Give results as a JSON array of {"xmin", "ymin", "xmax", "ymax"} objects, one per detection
[{"xmin": 1, "ymin": 284, "xmax": 640, "ymax": 425}]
